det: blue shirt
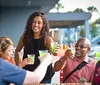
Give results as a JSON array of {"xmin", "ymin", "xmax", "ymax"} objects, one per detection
[{"xmin": 0, "ymin": 58, "xmax": 26, "ymax": 85}]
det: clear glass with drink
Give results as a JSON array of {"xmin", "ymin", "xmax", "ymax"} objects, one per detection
[
  {"xmin": 39, "ymin": 50, "xmax": 48, "ymax": 58},
  {"xmin": 50, "ymin": 42, "xmax": 58, "ymax": 53},
  {"xmin": 27, "ymin": 54, "xmax": 35, "ymax": 64}
]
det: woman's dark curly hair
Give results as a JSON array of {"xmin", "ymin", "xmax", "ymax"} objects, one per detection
[{"xmin": 23, "ymin": 12, "xmax": 50, "ymax": 45}]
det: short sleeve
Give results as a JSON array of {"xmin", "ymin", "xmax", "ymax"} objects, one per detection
[{"xmin": 1, "ymin": 60, "xmax": 26, "ymax": 85}]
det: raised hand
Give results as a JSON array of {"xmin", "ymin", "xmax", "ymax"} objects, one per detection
[
  {"xmin": 18, "ymin": 58, "xmax": 30, "ymax": 68},
  {"xmin": 64, "ymin": 49, "xmax": 73, "ymax": 60}
]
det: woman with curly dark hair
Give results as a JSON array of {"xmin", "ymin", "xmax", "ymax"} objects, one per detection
[
  {"xmin": 15, "ymin": 12, "xmax": 56, "ymax": 83},
  {"xmin": 0, "ymin": 36, "xmax": 53, "ymax": 85}
]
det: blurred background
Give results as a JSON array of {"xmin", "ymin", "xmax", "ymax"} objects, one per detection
[{"xmin": 0, "ymin": 0, "xmax": 100, "ymax": 83}]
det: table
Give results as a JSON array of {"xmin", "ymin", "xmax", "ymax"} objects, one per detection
[{"xmin": 25, "ymin": 83, "xmax": 91, "ymax": 85}]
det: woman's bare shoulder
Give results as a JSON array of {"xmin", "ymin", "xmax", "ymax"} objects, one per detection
[{"xmin": 45, "ymin": 35, "xmax": 54, "ymax": 41}]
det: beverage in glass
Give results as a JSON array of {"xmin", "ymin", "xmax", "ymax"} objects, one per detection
[
  {"xmin": 28, "ymin": 54, "xmax": 35, "ymax": 64},
  {"xmin": 39, "ymin": 50, "xmax": 48, "ymax": 58},
  {"xmin": 51, "ymin": 42, "xmax": 58, "ymax": 53}
]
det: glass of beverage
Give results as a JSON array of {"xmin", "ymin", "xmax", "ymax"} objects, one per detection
[
  {"xmin": 39, "ymin": 50, "xmax": 48, "ymax": 58},
  {"xmin": 27, "ymin": 54, "xmax": 35, "ymax": 64},
  {"xmin": 50, "ymin": 42, "xmax": 58, "ymax": 53},
  {"xmin": 63, "ymin": 44, "xmax": 69, "ymax": 50}
]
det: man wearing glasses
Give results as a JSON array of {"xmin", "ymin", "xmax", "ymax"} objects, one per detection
[{"xmin": 54, "ymin": 38, "xmax": 95, "ymax": 83}]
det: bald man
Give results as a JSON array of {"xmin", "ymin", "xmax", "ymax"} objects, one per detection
[{"xmin": 54, "ymin": 38, "xmax": 95, "ymax": 83}]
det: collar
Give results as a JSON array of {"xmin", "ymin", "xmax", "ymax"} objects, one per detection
[
  {"xmin": 84, "ymin": 56, "xmax": 89, "ymax": 63},
  {"xmin": 73, "ymin": 56, "xmax": 89, "ymax": 63}
]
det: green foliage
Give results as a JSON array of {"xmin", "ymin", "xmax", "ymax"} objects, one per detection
[
  {"xmin": 87, "ymin": 6, "xmax": 99, "ymax": 22},
  {"xmin": 80, "ymin": 26, "xmax": 85, "ymax": 37},
  {"xmin": 73, "ymin": 8, "xmax": 85, "ymax": 12},
  {"xmin": 87, "ymin": 6, "xmax": 98, "ymax": 13},
  {"xmin": 95, "ymin": 18, "xmax": 100, "ymax": 24},
  {"xmin": 55, "ymin": 1, "xmax": 64, "ymax": 13},
  {"xmin": 90, "ymin": 23, "xmax": 99, "ymax": 37}
]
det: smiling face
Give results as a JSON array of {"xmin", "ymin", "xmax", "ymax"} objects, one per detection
[
  {"xmin": 0, "ymin": 37, "xmax": 14, "ymax": 60},
  {"xmin": 1, "ymin": 45, "xmax": 13, "ymax": 60},
  {"xmin": 32, "ymin": 16, "xmax": 43, "ymax": 33},
  {"xmin": 75, "ymin": 38, "xmax": 91, "ymax": 59}
]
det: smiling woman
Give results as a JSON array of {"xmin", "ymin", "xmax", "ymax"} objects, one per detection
[
  {"xmin": 0, "ymin": 36, "xmax": 31, "ymax": 68},
  {"xmin": 0, "ymin": 36, "xmax": 53, "ymax": 85},
  {"xmin": 0, "ymin": 37, "xmax": 15, "ymax": 64},
  {"xmin": 14, "ymin": 12, "xmax": 58, "ymax": 83}
]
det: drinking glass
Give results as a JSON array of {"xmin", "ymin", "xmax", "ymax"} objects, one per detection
[
  {"xmin": 27, "ymin": 54, "xmax": 35, "ymax": 64},
  {"xmin": 51, "ymin": 42, "xmax": 58, "ymax": 53},
  {"xmin": 39, "ymin": 50, "xmax": 48, "ymax": 58}
]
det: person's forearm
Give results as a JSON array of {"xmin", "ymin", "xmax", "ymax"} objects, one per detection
[
  {"xmin": 23, "ymin": 60, "xmax": 50, "ymax": 84},
  {"xmin": 18, "ymin": 63, "xmax": 22, "ymax": 68},
  {"xmin": 54, "ymin": 57, "xmax": 66, "ymax": 72},
  {"xmin": 33, "ymin": 60, "xmax": 50, "ymax": 82},
  {"xmin": 15, "ymin": 52, "xmax": 22, "ymax": 65}
]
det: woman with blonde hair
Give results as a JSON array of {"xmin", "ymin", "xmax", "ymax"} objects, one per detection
[{"xmin": 0, "ymin": 36, "xmax": 52, "ymax": 85}]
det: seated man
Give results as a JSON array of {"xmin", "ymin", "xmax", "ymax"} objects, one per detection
[{"xmin": 54, "ymin": 37, "xmax": 95, "ymax": 83}]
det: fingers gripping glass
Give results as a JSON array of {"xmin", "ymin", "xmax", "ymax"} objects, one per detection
[
  {"xmin": 75, "ymin": 44, "xmax": 88, "ymax": 49},
  {"xmin": 28, "ymin": 54, "xmax": 35, "ymax": 64},
  {"xmin": 39, "ymin": 50, "xmax": 48, "ymax": 58}
]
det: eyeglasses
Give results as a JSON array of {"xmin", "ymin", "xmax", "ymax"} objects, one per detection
[{"xmin": 75, "ymin": 44, "xmax": 88, "ymax": 49}]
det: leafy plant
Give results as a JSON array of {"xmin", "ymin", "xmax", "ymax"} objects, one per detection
[
  {"xmin": 80, "ymin": 26, "xmax": 85, "ymax": 37},
  {"xmin": 90, "ymin": 23, "xmax": 99, "ymax": 37},
  {"xmin": 55, "ymin": 0, "xmax": 64, "ymax": 13}
]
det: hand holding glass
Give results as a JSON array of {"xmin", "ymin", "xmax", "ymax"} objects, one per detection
[
  {"xmin": 39, "ymin": 50, "xmax": 48, "ymax": 58},
  {"xmin": 28, "ymin": 54, "xmax": 35, "ymax": 64},
  {"xmin": 51, "ymin": 42, "xmax": 58, "ymax": 53}
]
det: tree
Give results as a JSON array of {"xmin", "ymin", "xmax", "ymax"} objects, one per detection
[
  {"xmin": 80, "ymin": 26, "xmax": 85, "ymax": 37},
  {"xmin": 73, "ymin": 8, "xmax": 85, "ymax": 12},
  {"xmin": 90, "ymin": 23, "xmax": 99, "ymax": 38},
  {"xmin": 95, "ymin": 18, "xmax": 100, "ymax": 24},
  {"xmin": 87, "ymin": 6, "xmax": 99, "ymax": 38},
  {"xmin": 55, "ymin": 0, "xmax": 64, "ymax": 13},
  {"xmin": 87, "ymin": 6, "xmax": 99, "ymax": 22},
  {"xmin": 87, "ymin": 6, "xmax": 98, "ymax": 14}
]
